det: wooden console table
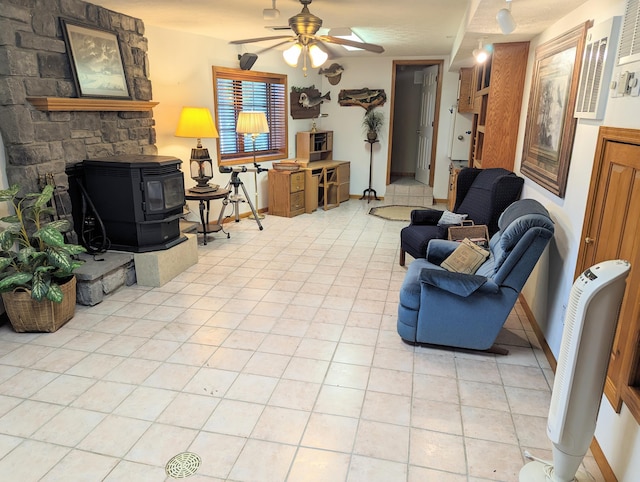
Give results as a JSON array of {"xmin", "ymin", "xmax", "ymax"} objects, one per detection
[
  {"xmin": 184, "ymin": 188, "xmax": 230, "ymax": 245},
  {"xmin": 300, "ymin": 160, "xmax": 350, "ymax": 212}
]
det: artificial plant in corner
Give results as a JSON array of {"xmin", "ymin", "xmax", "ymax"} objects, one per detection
[{"xmin": 0, "ymin": 184, "xmax": 85, "ymax": 303}]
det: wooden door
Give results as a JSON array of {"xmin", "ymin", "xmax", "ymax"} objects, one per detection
[
  {"xmin": 416, "ymin": 65, "xmax": 438, "ymax": 185},
  {"xmin": 576, "ymin": 126, "xmax": 640, "ymax": 413}
]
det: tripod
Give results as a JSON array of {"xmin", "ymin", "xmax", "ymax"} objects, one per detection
[{"xmin": 221, "ymin": 170, "xmax": 264, "ymax": 230}]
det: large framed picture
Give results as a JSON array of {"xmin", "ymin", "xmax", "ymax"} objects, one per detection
[
  {"xmin": 520, "ymin": 21, "xmax": 591, "ymax": 197},
  {"xmin": 61, "ymin": 19, "xmax": 130, "ymax": 99}
]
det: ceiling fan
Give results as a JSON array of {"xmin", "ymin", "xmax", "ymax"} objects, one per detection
[{"xmin": 230, "ymin": 0, "xmax": 384, "ymax": 73}]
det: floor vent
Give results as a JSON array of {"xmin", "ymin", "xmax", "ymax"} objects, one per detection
[{"xmin": 165, "ymin": 452, "xmax": 202, "ymax": 479}]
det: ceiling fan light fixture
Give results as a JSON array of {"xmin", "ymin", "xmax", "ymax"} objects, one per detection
[
  {"xmin": 283, "ymin": 42, "xmax": 302, "ymax": 67},
  {"xmin": 308, "ymin": 43, "xmax": 328, "ymax": 68},
  {"xmin": 496, "ymin": 0, "xmax": 516, "ymax": 35}
]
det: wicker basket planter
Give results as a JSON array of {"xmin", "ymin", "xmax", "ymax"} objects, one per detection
[{"xmin": 1, "ymin": 276, "xmax": 77, "ymax": 333}]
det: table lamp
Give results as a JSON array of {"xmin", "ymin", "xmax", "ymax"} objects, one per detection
[
  {"xmin": 236, "ymin": 111, "xmax": 269, "ymax": 219},
  {"xmin": 175, "ymin": 106, "xmax": 219, "ymax": 193}
]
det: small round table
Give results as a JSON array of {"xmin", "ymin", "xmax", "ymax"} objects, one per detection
[{"xmin": 184, "ymin": 188, "xmax": 230, "ymax": 245}]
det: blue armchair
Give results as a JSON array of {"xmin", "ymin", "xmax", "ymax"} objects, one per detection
[
  {"xmin": 399, "ymin": 168, "xmax": 523, "ymax": 265},
  {"xmin": 397, "ymin": 199, "xmax": 554, "ymax": 353}
]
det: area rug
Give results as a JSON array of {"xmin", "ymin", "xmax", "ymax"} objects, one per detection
[{"xmin": 368, "ymin": 205, "xmax": 424, "ymax": 221}]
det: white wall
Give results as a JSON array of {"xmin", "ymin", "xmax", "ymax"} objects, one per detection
[{"xmin": 514, "ymin": 0, "xmax": 640, "ymax": 479}]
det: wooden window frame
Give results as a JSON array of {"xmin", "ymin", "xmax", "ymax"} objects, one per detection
[{"xmin": 212, "ymin": 66, "xmax": 288, "ymax": 166}]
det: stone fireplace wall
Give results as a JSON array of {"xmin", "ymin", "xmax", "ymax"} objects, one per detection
[{"xmin": 0, "ymin": 0, "xmax": 156, "ymax": 207}]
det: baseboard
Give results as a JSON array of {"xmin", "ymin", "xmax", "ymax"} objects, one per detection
[
  {"xmin": 433, "ymin": 197, "xmax": 447, "ymax": 205},
  {"xmin": 518, "ymin": 294, "xmax": 618, "ymax": 482},
  {"xmin": 589, "ymin": 437, "xmax": 618, "ymax": 482},
  {"xmin": 223, "ymin": 207, "xmax": 268, "ymax": 223},
  {"xmin": 518, "ymin": 295, "xmax": 557, "ymax": 371}
]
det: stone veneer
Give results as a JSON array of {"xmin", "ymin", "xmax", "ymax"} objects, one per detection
[{"xmin": 0, "ymin": 0, "xmax": 157, "ymax": 214}]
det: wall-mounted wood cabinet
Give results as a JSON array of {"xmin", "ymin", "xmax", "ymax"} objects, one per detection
[
  {"xmin": 457, "ymin": 67, "xmax": 476, "ymax": 114},
  {"xmin": 471, "ymin": 42, "xmax": 529, "ymax": 170}
]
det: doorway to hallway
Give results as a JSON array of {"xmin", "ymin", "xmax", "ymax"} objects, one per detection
[{"xmin": 387, "ymin": 60, "xmax": 444, "ymax": 188}]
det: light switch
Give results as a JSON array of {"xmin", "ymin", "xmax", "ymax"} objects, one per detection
[{"xmin": 611, "ymin": 72, "xmax": 622, "ymax": 98}]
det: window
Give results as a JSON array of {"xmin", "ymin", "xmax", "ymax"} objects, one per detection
[{"xmin": 212, "ymin": 66, "xmax": 288, "ymax": 165}]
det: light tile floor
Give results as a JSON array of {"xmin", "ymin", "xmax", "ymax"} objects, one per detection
[
  {"xmin": 384, "ymin": 177, "xmax": 435, "ymax": 207},
  {"xmin": 0, "ymin": 183, "xmax": 605, "ymax": 481}
]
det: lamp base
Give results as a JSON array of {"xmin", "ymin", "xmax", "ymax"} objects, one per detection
[{"xmin": 189, "ymin": 183, "xmax": 219, "ymax": 194}]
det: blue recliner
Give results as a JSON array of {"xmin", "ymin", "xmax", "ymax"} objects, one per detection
[{"xmin": 397, "ymin": 199, "xmax": 554, "ymax": 353}]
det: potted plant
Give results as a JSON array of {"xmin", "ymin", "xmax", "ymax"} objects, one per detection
[
  {"xmin": 0, "ymin": 184, "xmax": 85, "ymax": 332},
  {"xmin": 362, "ymin": 109, "xmax": 384, "ymax": 141}
]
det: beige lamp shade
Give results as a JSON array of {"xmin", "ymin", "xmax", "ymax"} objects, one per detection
[
  {"xmin": 236, "ymin": 111, "xmax": 269, "ymax": 135},
  {"xmin": 175, "ymin": 107, "xmax": 219, "ymax": 142}
]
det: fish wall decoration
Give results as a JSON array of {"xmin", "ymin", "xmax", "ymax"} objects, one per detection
[
  {"xmin": 290, "ymin": 86, "xmax": 330, "ymax": 119},
  {"xmin": 299, "ymin": 91, "xmax": 331, "ymax": 108},
  {"xmin": 338, "ymin": 88, "xmax": 387, "ymax": 111},
  {"xmin": 319, "ymin": 63, "xmax": 344, "ymax": 85}
]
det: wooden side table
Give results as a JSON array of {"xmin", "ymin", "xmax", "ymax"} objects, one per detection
[{"xmin": 184, "ymin": 188, "xmax": 230, "ymax": 245}]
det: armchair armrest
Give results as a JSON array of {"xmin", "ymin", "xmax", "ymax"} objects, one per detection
[
  {"xmin": 419, "ymin": 269, "xmax": 499, "ymax": 297},
  {"xmin": 425, "ymin": 239, "xmax": 460, "ymax": 265},
  {"xmin": 410, "ymin": 209, "xmax": 443, "ymax": 225}
]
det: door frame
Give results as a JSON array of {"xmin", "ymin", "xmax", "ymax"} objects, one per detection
[{"xmin": 387, "ymin": 59, "xmax": 444, "ymax": 186}]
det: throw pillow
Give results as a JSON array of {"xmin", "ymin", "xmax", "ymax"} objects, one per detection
[
  {"xmin": 437, "ymin": 210, "xmax": 468, "ymax": 226},
  {"xmin": 441, "ymin": 238, "xmax": 490, "ymax": 275}
]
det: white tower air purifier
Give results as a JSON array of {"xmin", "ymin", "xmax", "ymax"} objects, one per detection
[{"xmin": 520, "ymin": 259, "xmax": 630, "ymax": 482}]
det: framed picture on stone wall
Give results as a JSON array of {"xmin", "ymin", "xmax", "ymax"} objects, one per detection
[{"xmin": 61, "ymin": 19, "xmax": 131, "ymax": 99}]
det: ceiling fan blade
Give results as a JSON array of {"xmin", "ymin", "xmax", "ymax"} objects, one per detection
[
  {"xmin": 255, "ymin": 39, "xmax": 297, "ymax": 54},
  {"xmin": 319, "ymin": 35, "xmax": 384, "ymax": 54},
  {"xmin": 230, "ymin": 35, "xmax": 293, "ymax": 45}
]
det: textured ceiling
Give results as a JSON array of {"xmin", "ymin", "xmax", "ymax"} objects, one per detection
[{"xmin": 91, "ymin": 0, "xmax": 590, "ymax": 69}]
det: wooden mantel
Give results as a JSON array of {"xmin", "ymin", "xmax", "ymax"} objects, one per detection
[{"xmin": 26, "ymin": 97, "xmax": 159, "ymax": 112}]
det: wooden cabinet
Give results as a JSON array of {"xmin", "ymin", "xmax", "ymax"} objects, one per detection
[
  {"xmin": 300, "ymin": 160, "xmax": 350, "ymax": 212},
  {"xmin": 268, "ymin": 170, "xmax": 305, "ymax": 217},
  {"xmin": 296, "ymin": 130, "xmax": 350, "ymax": 211},
  {"xmin": 269, "ymin": 130, "xmax": 350, "ymax": 216},
  {"xmin": 447, "ymin": 161, "xmax": 467, "ymax": 210},
  {"xmin": 457, "ymin": 67, "xmax": 476, "ymax": 113},
  {"xmin": 318, "ymin": 161, "xmax": 350, "ymax": 210},
  {"xmin": 471, "ymin": 42, "xmax": 529, "ymax": 170},
  {"xmin": 337, "ymin": 162, "xmax": 350, "ymax": 203},
  {"xmin": 296, "ymin": 130, "xmax": 333, "ymax": 163}
]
